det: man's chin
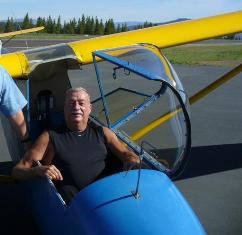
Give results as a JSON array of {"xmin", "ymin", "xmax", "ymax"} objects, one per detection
[
  {"xmin": 72, "ymin": 117, "xmax": 83, "ymax": 123},
  {"xmin": 69, "ymin": 115, "xmax": 83, "ymax": 123}
]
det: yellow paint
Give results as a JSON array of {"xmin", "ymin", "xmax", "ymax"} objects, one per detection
[
  {"xmin": 1, "ymin": 10, "xmax": 242, "ymax": 78},
  {"xmin": 0, "ymin": 52, "xmax": 29, "ymax": 78},
  {"xmin": 69, "ymin": 10, "xmax": 242, "ymax": 64},
  {"xmin": 159, "ymin": 52, "xmax": 174, "ymax": 82},
  {"xmin": 0, "ymin": 26, "xmax": 44, "ymax": 38}
]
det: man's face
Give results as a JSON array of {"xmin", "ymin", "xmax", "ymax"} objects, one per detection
[{"xmin": 64, "ymin": 90, "xmax": 91, "ymax": 125}]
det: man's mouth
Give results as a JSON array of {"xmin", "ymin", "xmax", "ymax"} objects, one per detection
[{"xmin": 71, "ymin": 112, "xmax": 83, "ymax": 117}]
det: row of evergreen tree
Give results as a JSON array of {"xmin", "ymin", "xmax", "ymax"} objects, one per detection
[{"xmin": 0, "ymin": 13, "xmax": 154, "ymax": 35}]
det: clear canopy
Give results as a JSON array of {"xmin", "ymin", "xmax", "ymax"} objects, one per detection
[
  {"xmin": 91, "ymin": 44, "xmax": 191, "ymax": 177},
  {"xmin": 24, "ymin": 44, "xmax": 76, "ymax": 71}
]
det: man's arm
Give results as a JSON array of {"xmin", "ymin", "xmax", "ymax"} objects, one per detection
[
  {"xmin": 9, "ymin": 111, "xmax": 31, "ymax": 150},
  {"xmin": 12, "ymin": 131, "xmax": 63, "ymax": 181},
  {"xmin": 103, "ymin": 127, "xmax": 140, "ymax": 171},
  {"xmin": 9, "ymin": 111, "xmax": 29, "ymax": 139},
  {"xmin": 0, "ymin": 67, "xmax": 31, "ymax": 148}
]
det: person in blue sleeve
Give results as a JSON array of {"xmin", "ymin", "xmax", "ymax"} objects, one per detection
[{"xmin": 0, "ymin": 65, "xmax": 30, "ymax": 146}]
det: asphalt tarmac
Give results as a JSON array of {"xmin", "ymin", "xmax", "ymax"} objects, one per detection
[
  {"xmin": 174, "ymin": 65, "xmax": 242, "ymax": 235},
  {"xmin": 1, "ymin": 39, "xmax": 242, "ymax": 234}
]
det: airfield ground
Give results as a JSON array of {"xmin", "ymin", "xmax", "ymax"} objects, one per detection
[
  {"xmin": 175, "ymin": 64, "xmax": 242, "ymax": 235},
  {"xmin": 0, "ymin": 39, "xmax": 242, "ymax": 234}
]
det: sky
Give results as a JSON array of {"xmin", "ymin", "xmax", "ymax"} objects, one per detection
[{"xmin": 0, "ymin": 0, "xmax": 242, "ymax": 23}]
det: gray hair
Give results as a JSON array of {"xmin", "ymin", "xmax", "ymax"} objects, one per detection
[{"xmin": 65, "ymin": 87, "xmax": 91, "ymax": 102}]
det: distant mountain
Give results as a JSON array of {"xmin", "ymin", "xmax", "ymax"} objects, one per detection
[
  {"xmin": 155, "ymin": 18, "xmax": 190, "ymax": 26},
  {"xmin": 114, "ymin": 18, "xmax": 190, "ymax": 30},
  {"xmin": 114, "ymin": 21, "xmax": 145, "ymax": 27}
]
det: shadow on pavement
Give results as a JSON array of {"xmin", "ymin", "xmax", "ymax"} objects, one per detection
[{"xmin": 177, "ymin": 143, "xmax": 242, "ymax": 180}]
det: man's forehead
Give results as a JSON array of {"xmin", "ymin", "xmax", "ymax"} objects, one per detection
[{"xmin": 67, "ymin": 91, "xmax": 89, "ymax": 100}]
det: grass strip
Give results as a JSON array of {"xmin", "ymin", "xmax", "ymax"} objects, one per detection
[{"xmin": 163, "ymin": 45, "xmax": 242, "ymax": 65}]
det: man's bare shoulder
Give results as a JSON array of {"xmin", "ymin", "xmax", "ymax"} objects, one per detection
[
  {"xmin": 28, "ymin": 130, "xmax": 51, "ymax": 156},
  {"xmin": 103, "ymin": 127, "xmax": 117, "ymax": 141},
  {"xmin": 33, "ymin": 130, "xmax": 50, "ymax": 145},
  {"xmin": 103, "ymin": 126, "xmax": 115, "ymax": 134}
]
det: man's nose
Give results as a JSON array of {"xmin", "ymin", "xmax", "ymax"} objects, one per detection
[{"xmin": 73, "ymin": 101, "xmax": 80, "ymax": 109}]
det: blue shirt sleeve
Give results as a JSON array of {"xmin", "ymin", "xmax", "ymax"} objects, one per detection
[{"xmin": 0, "ymin": 66, "xmax": 27, "ymax": 117}]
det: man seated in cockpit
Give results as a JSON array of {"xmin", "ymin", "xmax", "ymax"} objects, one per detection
[{"xmin": 12, "ymin": 87, "xmax": 140, "ymax": 203}]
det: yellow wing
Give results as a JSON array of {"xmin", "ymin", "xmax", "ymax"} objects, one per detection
[
  {"xmin": 70, "ymin": 10, "xmax": 242, "ymax": 64},
  {"xmin": 0, "ymin": 26, "xmax": 44, "ymax": 38},
  {"xmin": 0, "ymin": 11, "xmax": 242, "ymax": 78}
]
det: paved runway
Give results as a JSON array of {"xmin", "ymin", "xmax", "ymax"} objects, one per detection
[
  {"xmin": 175, "ymin": 65, "xmax": 242, "ymax": 234},
  {"xmin": 1, "ymin": 39, "xmax": 242, "ymax": 234}
]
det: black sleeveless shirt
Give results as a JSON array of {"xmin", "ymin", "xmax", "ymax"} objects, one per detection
[{"xmin": 49, "ymin": 122, "xmax": 108, "ymax": 195}]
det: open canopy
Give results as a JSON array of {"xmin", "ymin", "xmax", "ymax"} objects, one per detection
[{"xmin": 91, "ymin": 44, "xmax": 191, "ymax": 177}]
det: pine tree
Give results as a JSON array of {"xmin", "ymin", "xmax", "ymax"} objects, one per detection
[
  {"xmin": 0, "ymin": 23, "xmax": 4, "ymax": 33},
  {"xmin": 46, "ymin": 16, "xmax": 57, "ymax": 34},
  {"xmin": 4, "ymin": 17, "xmax": 14, "ymax": 32},
  {"xmin": 63, "ymin": 19, "xmax": 76, "ymax": 34},
  {"xmin": 36, "ymin": 17, "xmax": 43, "ymax": 27},
  {"xmin": 22, "ymin": 13, "xmax": 32, "ymax": 29},
  {"xmin": 104, "ymin": 20, "xmax": 109, "ymax": 35},
  {"xmin": 62, "ymin": 21, "xmax": 67, "ymax": 34},
  {"xmin": 121, "ymin": 23, "xmax": 128, "ymax": 32},
  {"xmin": 104, "ymin": 19, "xmax": 115, "ymax": 34},
  {"xmin": 76, "ymin": 18, "xmax": 81, "ymax": 34},
  {"xmin": 76, "ymin": 18, "xmax": 84, "ymax": 34},
  {"xmin": 13, "ymin": 21, "xmax": 20, "ymax": 31},
  {"xmin": 36, "ymin": 17, "xmax": 46, "ymax": 33},
  {"xmin": 134, "ymin": 24, "xmax": 143, "ymax": 30},
  {"xmin": 3, "ymin": 13, "xmax": 119, "ymax": 35},
  {"xmin": 116, "ymin": 24, "xmax": 121, "ymax": 33},
  {"xmin": 29, "ymin": 17, "xmax": 34, "ymax": 28},
  {"xmin": 84, "ymin": 16, "xmax": 92, "ymax": 34},
  {"xmin": 52, "ymin": 19, "xmax": 57, "ymax": 34},
  {"xmin": 70, "ymin": 18, "xmax": 77, "ymax": 34},
  {"xmin": 98, "ymin": 19, "xmax": 104, "ymax": 35},
  {"xmin": 143, "ymin": 21, "xmax": 153, "ymax": 28},
  {"xmin": 64, "ymin": 23, "xmax": 71, "ymax": 34},
  {"xmin": 56, "ymin": 16, "xmax": 62, "ymax": 34},
  {"xmin": 81, "ymin": 14, "xmax": 85, "ymax": 34},
  {"xmin": 90, "ymin": 17, "xmax": 95, "ymax": 35},
  {"xmin": 94, "ymin": 17, "xmax": 99, "ymax": 35},
  {"xmin": 110, "ymin": 19, "xmax": 115, "ymax": 34},
  {"xmin": 46, "ymin": 15, "xmax": 53, "ymax": 33}
]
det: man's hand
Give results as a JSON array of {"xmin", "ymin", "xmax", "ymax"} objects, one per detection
[
  {"xmin": 123, "ymin": 157, "xmax": 140, "ymax": 172},
  {"xmin": 34, "ymin": 164, "xmax": 63, "ymax": 181}
]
